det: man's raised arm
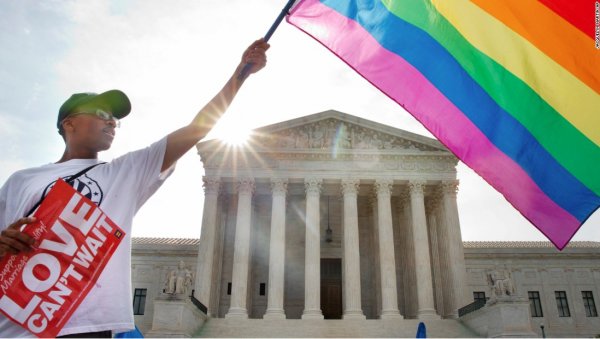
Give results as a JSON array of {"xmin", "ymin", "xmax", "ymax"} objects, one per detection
[{"xmin": 161, "ymin": 39, "xmax": 269, "ymax": 172}]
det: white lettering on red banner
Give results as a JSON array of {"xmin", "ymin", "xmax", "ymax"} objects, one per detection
[{"xmin": 0, "ymin": 179, "xmax": 125, "ymax": 337}]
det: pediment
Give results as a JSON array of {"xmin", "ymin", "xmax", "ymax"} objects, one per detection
[
  {"xmin": 197, "ymin": 110, "xmax": 457, "ymax": 176},
  {"xmin": 250, "ymin": 110, "xmax": 447, "ymax": 153}
]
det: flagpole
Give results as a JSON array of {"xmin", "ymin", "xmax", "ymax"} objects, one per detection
[{"xmin": 238, "ymin": 0, "xmax": 297, "ymax": 80}]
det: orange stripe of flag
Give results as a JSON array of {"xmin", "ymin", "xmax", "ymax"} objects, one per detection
[
  {"xmin": 538, "ymin": 0, "xmax": 595, "ymax": 39},
  {"xmin": 472, "ymin": 0, "xmax": 600, "ymax": 94}
]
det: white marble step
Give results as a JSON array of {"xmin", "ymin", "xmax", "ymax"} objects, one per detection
[{"xmin": 195, "ymin": 318, "xmax": 480, "ymax": 338}]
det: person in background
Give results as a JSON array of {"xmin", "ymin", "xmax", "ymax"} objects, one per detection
[{"xmin": 0, "ymin": 38, "xmax": 269, "ymax": 338}]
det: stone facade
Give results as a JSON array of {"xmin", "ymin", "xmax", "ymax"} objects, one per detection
[
  {"xmin": 130, "ymin": 238, "xmax": 200, "ymax": 334},
  {"xmin": 192, "ymin": 110, "xmax": 468, "ymax": 321},
  {"xmin": 463, "ymin": 241, "xmax": 600, "ymax": 337},
  {"xmin": 131, "ymin": 240, "xmax": 600, "ymax": 337},
  {"xmin": 129, "ymin": 111, "xmax": 600, "ymax": 337}
]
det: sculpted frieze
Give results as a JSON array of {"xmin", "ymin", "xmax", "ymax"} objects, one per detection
[
  {"xmin": 203, "ymin": 156, "xmax": 457, "ymax": 173},
  {"xmin": 255, "ymin": 118, "xmax": 438, "ymax": 152}
]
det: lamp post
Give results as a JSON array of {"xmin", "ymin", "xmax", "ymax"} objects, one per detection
[{"xmin": 540, "ymin": 324, "xmax": 546, "ymax": 338}]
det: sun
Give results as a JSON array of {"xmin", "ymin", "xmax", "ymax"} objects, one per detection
[
  {"xmin": 211, "ymin": 113, "xmax": 254, "ymax": 146},
  {"xmin": 219, "ymin": 124, "xmax": 251, "ymax": 145}
]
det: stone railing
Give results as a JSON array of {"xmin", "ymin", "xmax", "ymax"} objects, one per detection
[
  {"xmin": 190, "ymin": 291, "xmax": 208, "ymax": 315},
  {"xmin": 458, "ymin": 299, "xmax": 486, "ymax": 317},
  {"xmin": 459, "ymin": 297, "xmax": 536, "ymax": 337}
]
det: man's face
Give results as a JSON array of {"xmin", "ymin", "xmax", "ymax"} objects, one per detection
[{"xmin": 63, "ymin": 104, "xmax": 118, "ymax": 152}]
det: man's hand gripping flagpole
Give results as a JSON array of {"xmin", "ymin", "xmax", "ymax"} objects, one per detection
[{"xmin": 238, "ymin": 0, "xmax": 297, "ymax": 80}]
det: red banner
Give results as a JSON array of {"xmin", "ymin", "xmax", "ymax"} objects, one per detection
[{"xmin": 0, "ymin": 179, "xmax": 125, "ymax": 337}]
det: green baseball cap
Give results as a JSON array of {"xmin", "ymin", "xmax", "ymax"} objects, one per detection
[{"xmin": 57, "ymin": 89, "xmax": 131, "ymax": 129}]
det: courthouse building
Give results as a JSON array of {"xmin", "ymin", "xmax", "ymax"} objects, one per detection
[{"xmin": 130, "ymin": 110, "xmax": 600, "ymax": 337}]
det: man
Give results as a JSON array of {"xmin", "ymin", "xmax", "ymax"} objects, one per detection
[{"xmin": 0, "ymin": 38, "xmax": 269, "ymax": 337}]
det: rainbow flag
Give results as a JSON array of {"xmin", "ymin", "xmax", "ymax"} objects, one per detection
[{"xmin": 287, "ymin": 0, "xmax": 600, "ymax": 250}]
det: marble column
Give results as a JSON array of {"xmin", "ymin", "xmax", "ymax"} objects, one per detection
[
  {"xmin": 225, "ymin": 178, "xmax": 254, "ymax": 319},
  {"xmin": 399, "ymin": 192, "xmax": 417, "ymax": 318},
  {"xmin": 264, "ymin": 178, "xmax": 288, "ymax": 319},
  {"xmin": 374, "ymin": 179, "xmax": 402, "ymax": 319},
  {"xmin": 194, "ymin": 177, "xmax": 220, "ymax": 316},
  {"xmin": 440, "ymin": 180, "xmax": 469, "ymax": 316},
  {"xmin": 341, "ymin": 178, "xmax": 365, "ymax": 319},
  {"xmin": 433, "ymin": 187, "xmax": 454, "ymax": 318},
  {"xmin": 426, "ymin": 198, "xmax": 444, "ymax": 316},
  {"xmin": 409, "ymin": 180, "xmax": 439, "ymax": 319},
  {"xmin": 302, "ymin": 178, "xmax": 324, "ymax": 319},
  {"xmin": 370, "ymin": 196, "xmax": 382, "ymax": 318}
]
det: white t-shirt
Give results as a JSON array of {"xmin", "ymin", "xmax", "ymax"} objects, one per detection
[{"xmin": 0, "ymin": 137, "xmax": 173, "ymax": 337}]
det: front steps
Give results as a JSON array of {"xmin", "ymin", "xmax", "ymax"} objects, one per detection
[{"xmin": 195, "ymin": 318, "xmax": 480, "ymax": 337}]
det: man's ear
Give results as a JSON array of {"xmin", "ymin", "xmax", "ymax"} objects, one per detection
[{"xmin": 61, "ymin": 118, "xmax": 74, "ymax": 133}]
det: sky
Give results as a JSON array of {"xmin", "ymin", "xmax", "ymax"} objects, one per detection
[{"xmin": 1, "ymin": 0, "xmax": 598, "ymax": 245}]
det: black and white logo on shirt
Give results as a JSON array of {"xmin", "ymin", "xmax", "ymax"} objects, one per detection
[{"xmin": 43, "ymin": 174, "xmax": 104, "ymax": 206}]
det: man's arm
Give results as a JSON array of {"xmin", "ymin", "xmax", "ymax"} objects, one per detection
[{"xmin": 161, "ymin": 39, "xmax": 269, "ymax": 172}]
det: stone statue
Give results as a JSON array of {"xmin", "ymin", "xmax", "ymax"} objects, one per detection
[
  {"xmin": 325, "ymin": 120, "xmax": 337, "ymax": 147},
  {"xmin": 383, "ymin": 136, "xmax": 397, "ymax": 149},
  {"xmin": 296, "ymin": 129, "xmax": 309, "ymax": 148},
  {"xmin": 310, "ymin": 125, "xmax": 325, "ymax": 148},
  {"xmin": 339, "ymin": 131, "xmax": 352, "ymax": 149},
  {"xmin": 283, "ymin": 131, "xmax": 296, "ymax": 148},
  {"xmin": 356, "ymin": 131, "xmax": 369, "ymax": 149},
  {"xmin": 371, "ymin": 133, "xmax": 383, "ymax": 149},
  {"xmin": 164, "ymin": 260, "xmax": 193, "ymax": 295},
  {"xmin": 488, "ymin": 269, "xmax": 516, "ymax": 297}
]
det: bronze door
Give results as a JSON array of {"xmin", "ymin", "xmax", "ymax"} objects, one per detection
[{"xmin": 320, "ymin": 258, "xmax": 342, "ymax": 319}]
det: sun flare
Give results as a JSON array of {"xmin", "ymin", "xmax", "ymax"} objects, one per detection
[{"xmin": 219, "ymin": 124, "xmax": 251, "ymax": 145}]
